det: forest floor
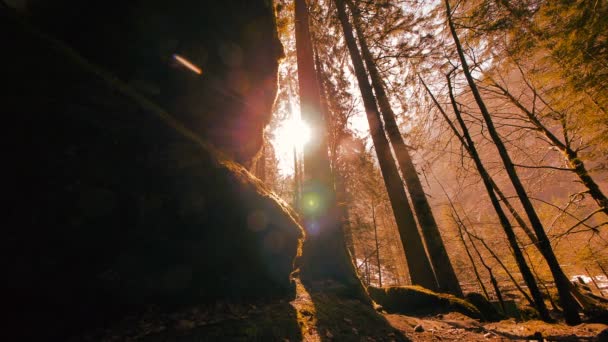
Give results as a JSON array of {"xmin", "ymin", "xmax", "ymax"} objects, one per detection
[
  {"xmin": 385, "ymin": 312, "xmax": 607, "ymax": 341},
  {"xmin": 91, "ymin": 279, "xmax": 608, "ymax": 341}
]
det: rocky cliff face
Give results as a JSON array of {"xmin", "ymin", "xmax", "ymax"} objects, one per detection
[
  {"xmin": 26, "ymin": 0, "xmax": 284, "ymax": 165},
  {"xmin": 2, "ymin": 2, "xmax": 301, "ymax": 340}
]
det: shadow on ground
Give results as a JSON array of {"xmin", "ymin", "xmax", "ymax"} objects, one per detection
[
  {"xmin": 292, "ymin": 279, "xmax": 410, "ymax": 341},
  {"xmin": 90, "ymin": 278, "xmax": 410, "ymax": 341},
  {"xmin": 119, "ymin": 301, "xmax": 302, "ymax": 342}
]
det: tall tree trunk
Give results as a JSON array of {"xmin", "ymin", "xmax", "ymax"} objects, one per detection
[
  {"xmin": 313, "ymin": 47, "xmax": 358, "ymax": 261},
  {"xmin": 419, "ymin": 75, "xmax": 550, "ymax": 320},
  {"xmin": 445, "ymin": 0, "xmax": 581, "ymax": 324},
  {"xmin": 293, "ymin": 145, "xmax": 301, "ymax": 209},
  {"xmin": 349, "ymin": 0, "xmax": 462, "ymax": 297},
  {"xmin": 335, "ymin": 0, "xmax": 438, "ymax": 290},
  {"xmin": 521, "ymin": 240, "xmax": 560, "ymax": 311},
  {"xmin": 371, "ymin": 201, "xmax": 382, "ymax": 287},
  {"xmin": 336, "ymin": 171, "xmax": 355, "ymax": 256},
  {"xmin": 294, "ymin": 0, "xmax": 364, "ymax": 296},
  {"xmin": 491, "ymin": 180, "xmax": 539, "ymax": 245}
]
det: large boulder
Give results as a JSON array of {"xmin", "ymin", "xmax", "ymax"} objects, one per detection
[
  {"xmin": 26, "ymin": 0, "xmax": 284, "ymax": 165},
  {"xmin": 2, "ymin": 2, "xmax": 301, "ymax": 340}
]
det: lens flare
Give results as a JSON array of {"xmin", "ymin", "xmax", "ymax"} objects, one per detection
[
  {"xmin": 173, "ymin": 54, "xmax": 202, "ymax": 75},
  {"xmin": 275, "ymin": 117, "xmax": 311, "ymax": 151},
  {"xmin": 300, "ymin": 192, "xmax": 322, "ymax": 215}
]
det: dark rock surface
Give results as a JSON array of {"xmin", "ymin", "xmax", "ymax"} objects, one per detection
[
  {"xmin": 2, "ymin": 2, "xmax": 301, "ymax": 340},
  {"xmin": 26, "ymin": 0, "xmax": 284, "ymax": 165}
]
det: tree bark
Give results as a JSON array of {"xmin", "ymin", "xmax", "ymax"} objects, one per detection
[
  {"xmin": 335, "ymin": 171, "xmax": 355, "ymax": 256},
  {"xmin": 335, "ymin": 0, "xmax": 438, "ymax": 290},
  {"xmin": 293, "ymin": 145, "xmax": 301, "ymax": 209},
  {"xmin": 445, "ymin": 0, "xmax": 580, "ymax": 324},
  {"xmin": 491, "ymin": 180, "xmax": 539, "ymax": 245},
  {"xmin": 349, "ymin": 0, "xmax": 462, "ymax": 297}
]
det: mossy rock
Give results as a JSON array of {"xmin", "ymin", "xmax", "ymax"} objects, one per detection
[
  {"xmin": 518, "ymin": 305, "xmax": 540, "ymax": 320},
  {"xmin": 465, "ymin": 293, "xmax": 505, "ymax": 322},
  {"xmin": 368, "ymin": 286, "xmax": 481, "ymax": 319}
]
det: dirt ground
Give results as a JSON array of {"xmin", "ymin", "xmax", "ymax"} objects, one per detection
[
  {"xmin": 386, "ymin": 312, "xmax": 607, "ymax": 341},
  {"xmin": 90, "ymin": 280, "xmax": 608, "ymax": 341}
]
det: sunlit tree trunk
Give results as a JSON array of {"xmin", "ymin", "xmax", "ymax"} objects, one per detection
[
  {"xmin": 294, "ymin": 0, "xmax": 365, "ymax": 296},
  {"xmin": 313, "ymin": 47, "xmax": 356, "ymax": 258},
  {"xmin": 335, "ymin": 0, "xmax": 438, "ymax": 290},
  {"xmin": 349, "ymin": 0, "xmax": 462, "ymax": 296},
  {"xmin": 445, "ymin": 0, "xmax": 581, "ymax": 324},
  {"xmin": 491, "ymin": 180, "xmax": 538, "ymax": 245},
  {"xmin": 525, "ymin": 247, "xmax": 560, "ymax": 311},
  {"xmin": 293, "ymin": 145, "xmax": 301, "ymax": 208}
]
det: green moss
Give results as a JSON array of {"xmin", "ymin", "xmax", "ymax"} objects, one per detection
[
  {"xmin": 519, "ymin": 305, "xmax": 540, "ymax": 320},
  {"xmin": 465, "ymin": 292, "xmax": 505, "ymax": 322},
  {"xmin": 368, "ymin": 286, "xmax": 482, "ymax": 319}
]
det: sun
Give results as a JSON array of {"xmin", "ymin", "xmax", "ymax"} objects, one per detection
[
  {"xmin": 276, "ymin": 116, "xmax": 311, "ymax": 151},
  {"xmin": 271, "ymin": 114, "xmax": 311, "ymax": 175}
]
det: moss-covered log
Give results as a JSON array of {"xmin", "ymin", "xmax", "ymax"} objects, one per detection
[{"xmin": 368, "ymin": 286, "xmax": 481, "ymax": 319}]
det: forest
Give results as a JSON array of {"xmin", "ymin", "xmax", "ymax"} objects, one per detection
[
  {"xmin": 3, "ymin": 0, "xmax": 608, "ymax": 340},
  {"xmin": 260, "ymin": 0, "xmax": 608, "ymax": 337}
]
